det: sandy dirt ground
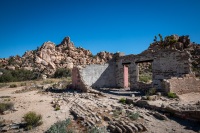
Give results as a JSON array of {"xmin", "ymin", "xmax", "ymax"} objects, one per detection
[
  {"xmin": 179, "ymin": 92, "xmax": 200, "ymax": 104},
  {"xmin": 0, "ymin": 87, "xmax": 73, "ymax": 133},
  {"xmin": 0, "ymin": 86, "xmax": 200, "ymax": 133}
]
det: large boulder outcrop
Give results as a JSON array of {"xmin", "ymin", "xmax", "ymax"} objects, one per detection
[{"xmin": 0, "ymin": 36, "xmax": 114, "ymax": 77}]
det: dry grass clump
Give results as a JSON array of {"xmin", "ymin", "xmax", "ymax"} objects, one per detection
[
  {"xmin": 23, "ymin": 111, "xmax": 43, "ymax": 130},
  {"xmin": 0, "ymin": 102, "xmax": 14, "ymax": 114},
  {"xmin": 167, "ymin": 92, "xmax": 178, "ymax": 98},
  {"xmin": 9, "ymin": 84, "xmax": 17, "ymax": 88},
  {"xmin": 119, "ymin": 98, "xmax": 126, "ymax": 104},
  {"xmin": 128, "ymin": 112, "xmax": 140, "ymax": 120}
]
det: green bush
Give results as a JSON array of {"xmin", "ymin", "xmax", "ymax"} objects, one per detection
[
  {"xmin": 128, "ymin": 112, "xmax": 139, "ymax": 120},
  {"xmin": 0, "ymin": 102, "xmax": 14, "ymax": 113},
  {"xmin": 11, "ymin": 69, "xmax": 37, "ymax": 81},
  {"xmin": 20, "ymin": 82, "xmax": 27, "ymax": 86},
  {"xmin": 0, "ymin": 70, "xmax": 13, "ymax": 82},
  {"xmin": 164, "ymin": 35, "xmax": 178, "ymax": 47},
  {"xmin": 24, "ymin": 111, "xmax": 42, "ymax": 130},
  {"xmin": 10, "ymin": 84, "xmax": 17, "ymax": 88},
  {"xmin": 46, "ymin": 118, "xmax": 72, "ymax": 133},
  {"xmin": 8, "ymin": 56, "xmax": 17, "ymax": 65},
  {"xmin": 0, "ymin": 69, "xmax": 37, "ymax": 83},
  {"xmin": 54, "ymin": 68, "xmax": 71, "ymax": 78},
  {"xmin": 167, "ymin": 92, "xmax": 178, "ymax": 98},
  {"xmin": 55, "ymin": 106, "xmax": 60, "ymax": 111},
  {"xmin": 112, "ymin": 110, "xmax": 122, "ymax": 118},
  {"xmin": 119, "ymin": 98, "xmax": 126, "ymax": 104},
  {"xmin": 139, "ymin": 73, "xmax": 152, "ymax": 83}
]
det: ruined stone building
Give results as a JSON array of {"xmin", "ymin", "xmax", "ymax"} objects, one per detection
[{"xmin": 72, "ymin": 38, "xmax": 200, "ymax": 95}]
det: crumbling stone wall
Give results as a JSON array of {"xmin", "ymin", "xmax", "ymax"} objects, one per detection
[
  {"xmin": 163, "ymin": 74, "xmax": 200, "ymax": 94},
  {"xmin": 72, "ymin": 49, "xmax": 193, "ymax": 92},
  {"xmin": 116, "ymin": 50, "xmax": 192, "ymax": 90},
  {"xmin": 72, "ymin": 63, "xmax": 116, "ymax": 91}
]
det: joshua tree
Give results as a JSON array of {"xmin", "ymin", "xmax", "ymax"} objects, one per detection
[
  {"xmin": 158, "ymin": 34, "xmax": 164, "ymax": 47},
  {"xmin": 158, "ymin": 34, "xmax": 163, "ymax": 42},
  {"xmin": 153, "ymin": 36, "xmax": 157, "ymax": 42}
]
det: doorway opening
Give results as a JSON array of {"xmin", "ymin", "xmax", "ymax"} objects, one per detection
[
  {"xmin": 136, "ymin": 60, "xmax": 153, "ymax": 84},
  {"xmin": 123, "ymin": 63, "xmax": 131, "ymax": 88}
]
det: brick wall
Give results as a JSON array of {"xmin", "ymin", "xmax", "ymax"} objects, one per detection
[{"xmin": 163, "ymin": 74, "xmax": 200, "ymax": 94}]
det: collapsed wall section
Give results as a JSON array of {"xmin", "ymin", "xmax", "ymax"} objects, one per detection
[
  {"xmin": 163, "ymin": 74, "xmax": 200, "ymax": 94},
  {"xmin": 152, "ymin": 50, "xmax": 192, "ymax": 90},
  {"xmin": 72, "ymin": 63, "xmax": 116, "ymax": 92}
]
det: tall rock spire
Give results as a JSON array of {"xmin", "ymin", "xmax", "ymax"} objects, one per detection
[{"xmin": 61, "ymin": 36, "xmax": 74, "ymax": 47}]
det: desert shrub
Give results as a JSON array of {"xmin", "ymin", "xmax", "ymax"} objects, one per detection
[
  {"xmin": 119, "ymin": 98, "xmax": 126, "ymax": 104},
  {"xmin": 0, "ymin": 69, "xmax": 37, "ymax": 83},
  {"xmin": 46, "ymin": 118, "xmax": 73, "ymax": 133},
  {"xmin": 20, "ymin": 82, "xmax": 27, "ymax": 86},
  {"xmin": 87, "ymin": 126, "xmax": 107, "ymax": 133},
  {"xmin": 0, "ymin": 102, "xmax": 14, "ymax": 113},
  {"xmin": 54, "ymin": 68, "xmax": 71, "ymax": 78},
  {"xmin": 128, "ymin": 112, "xmax": 139, "ymax": 120},
  {"xmin": 8, "ymin": 56, "xmax": 16, "ymax": 65},
  {"xmin": 139, "ymin": 73, "xmax": 152, "ymax": 83},
  {"xmin": 112, "ymin": 110, "xmax": 122, "ymax": 118},
  {"xmin": 146, "ymin": 88, "xmax": 156, "ymax": 96},
  {"xmin": 0, "ymin": 96, "xmax": 11, "ymax": 98},
  {"xmin": 11, "ymin": 69, "xmax": 37, "ymax": 81},
  {"xmin": 164, "ymin": 35, "xmax": 178, "ymax": 46},
  {"xmin": 3, "ymin": 98, "xmax": 11, "ymax": 102},
  {"xmin": 52, "ymin": 80, "xmax": 70, "ymax": 90},
  {"xmin": 9, "ymin": 84, "xmax": 17, "ymax": 88},
  {"xmin": 0, "ymin": 83, "xmax": 8, "ymax": 88},
  {"xmin": 167, "ymin": 92, "xmax": 178, "ymax": 98},
  {"xmin": 55, "ymin": 106, "xmax": 60, "ymax": 111},
  {"xmin": 24, "ymin": 111, "xmax": 42, "ymax": 130},
  {"xmin": 0, "ymin": 70, "xmax": 13, "ymax": 82}
]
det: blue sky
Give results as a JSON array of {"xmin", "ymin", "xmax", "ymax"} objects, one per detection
[{"xmin": 0, "ymin": 0, "xmax": 200, "ymax": 58}]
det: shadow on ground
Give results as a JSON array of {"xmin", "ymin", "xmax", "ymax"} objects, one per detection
[
  {"xmin": 98, "ymin": 88, "xmax": 143, "ymax": 97},
  {"xmin": 45, "ymin": 87, "xmax": 82, "ymax": 94},
  {"xmin": 169, "ymin": 116, "xmax": 200, "ymax": 132}
]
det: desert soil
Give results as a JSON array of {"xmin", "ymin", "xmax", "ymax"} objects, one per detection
[
  {"xmin": 0, "ymin": 86, "xmax": 200, "ymax": 133},
  {"xmin": 0, "ymin": 86, "xmax": 73, "ymax": 133}
]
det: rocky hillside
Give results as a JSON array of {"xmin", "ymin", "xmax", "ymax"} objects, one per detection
[
  {"xmin": 0, "ymin": 35, "xmax": 199, "ymax": 78},
  {"xmin": 0, "ymin": 37, "xmax": 113, "ymax": 76}
]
